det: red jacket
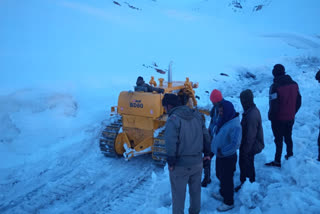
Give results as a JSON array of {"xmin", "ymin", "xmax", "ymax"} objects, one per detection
[{"xmin": 268, "ymin": 75, "xmax": 302, "ymax": 121}]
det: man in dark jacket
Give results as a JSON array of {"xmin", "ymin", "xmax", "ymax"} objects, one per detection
[
  {"xmin": 266, "ymin": 64, "xmax": 302, "ymax": 167},
  {"xmin": 315, "ymin": 69, "xmax": 320, "ymax": 161},
  {"xmin": 162, "ymin": 93, "xmax": 211, "ymax": 214},
  {"xmin": 201, "ymin": 89, "xmax": 223, "ymax": 187},
  {"xmin": 235, "ymin": 89, "xmax": 264, "ymax": 192},
  {"xmin": 135, "ymin": 76, "xmax": 164, "ymax": 93}
]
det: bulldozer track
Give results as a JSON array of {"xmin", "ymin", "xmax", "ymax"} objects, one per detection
[
  {"xmin": 95, "ymin": 165, "xmax": 153, "ymax": 214},
  {"xmin": 99, "ymin": 119, "xmax": 122, "ymax": 157},
  {"xmin": 152, "ymin": 130, "xmax": 167, "ymax": 166}
]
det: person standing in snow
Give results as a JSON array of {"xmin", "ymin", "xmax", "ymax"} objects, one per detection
[
  {"xmin": 162, "ymin": 93, "xmax": 211, "ymax": 214},
  {"xmin": 211, "ymin": 99, "xmax": 242, "ymax": 212},
  {"xmin": 135, "ymin": 76, "xmax": 164, "ymax": 93},
  {"xmin": 201, "ymin": 89, "xmax": 223, "ymax": 187},
  {"xmin": 265, "ymin": 64, "xmax": 302, "ymax": 167},
  {"xmin": 235, "ymin": 89, "xmax": 264, "ymax": 192},
  {"xmin": 315, "ymin": 69, "xmax": 320, "ymax": 161}
]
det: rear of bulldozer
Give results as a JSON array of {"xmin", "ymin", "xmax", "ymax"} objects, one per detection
[
  {"xmin": 99, "ymin": 90, "xmax": 167, "ymax": 163},
  {"xmin": 99, "ymin": 68, "xmax": 202, "ymax": 165}
]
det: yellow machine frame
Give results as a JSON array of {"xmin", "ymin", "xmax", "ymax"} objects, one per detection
[{"xmin": 110, "ymin": 76, "xmax": 199, "ymax": 160}]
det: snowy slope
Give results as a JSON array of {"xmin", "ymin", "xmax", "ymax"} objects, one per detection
[{"xmin": 1, "ymin": 0, "xmax": 320, "ymax": 213}]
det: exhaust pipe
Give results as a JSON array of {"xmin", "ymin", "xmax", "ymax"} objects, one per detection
[{"xmin": 168, "ymin": 61, "xmax": 173, "ymax": 88}]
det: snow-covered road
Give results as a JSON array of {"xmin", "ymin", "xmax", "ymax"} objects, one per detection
[
  {"xmin": 0, "ymin": 118, "xmax": 159, "ymax": 214},
  {"xmin": 1, "ymin": 0, "xmax": 320, "ymax": 213}
]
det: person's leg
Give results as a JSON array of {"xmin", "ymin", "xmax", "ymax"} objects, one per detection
[
  {"xmin": 239, "ymin": 152, "xmax": 247, "ymax": 183},
  {"xmin": 216, "ymin": 157, "xmax": 222, "ymax": 185},
  {"xmin": 284, "ymin": 120, "xmax": 294, "ymax": 158},
  {"xmin": 271, "ymin": 121, "xmax": 284, "ymax": 163},
  {"xmin": 201, "ymin": 158, "xmax": 211, "ymax": 187},
  {"xmin": 188, "ymin": 163, "xmax": 203, "ymax": 214},
  {"xmin": 318, "ymin": 127, "xmax": 320, "ymax": 161},
  {"xmin": 220, "ymin": 154, "xmax": 237, "ymax": 206},
  {"xmin": 169, "ymin": 166, "xmax": 189, "ymax": 214},
  {"xmin": 248, "ymin": 154, "xmax": 255, "ymax": 183},
  {"xmin": 235, "ymin": 153, "xmax": 246, "ymax": 192},
  {"xmin": 211, "ymin": 157, "xmax": 224, "ymax": 200}
]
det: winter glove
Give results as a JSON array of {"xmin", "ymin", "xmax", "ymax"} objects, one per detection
[
  {"xmin": 203, "ymin": 156, "xmax": 211, "ymax": 161},
  {"xmin": 167, "ymin": 156, "xmax": 176, "ymax": 169}
]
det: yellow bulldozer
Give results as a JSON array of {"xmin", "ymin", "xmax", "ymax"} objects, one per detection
[{"xmin": 99, "ymin": 66, "xmax": 207, "ymax": 165}]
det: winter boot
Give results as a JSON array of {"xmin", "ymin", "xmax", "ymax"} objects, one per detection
[
  {"xmin": 201, "ymin": 177, "xmax": 211, "ymax": 187},
  {"xmin": 217, "ymin": 203, "xmax": 234, "ymax": 212},
  {"xmin": 265, "ymin": 161, "xmax": 281, "ymax": 168},
  {"xmin": 234, "ymin": 182, "xmax": 244, "ymax": 193},
  {"xmin": 285, "ymin": 154, "xmax": 293, "ymax": 160},
  {"xmin": 211, "ymin": 192, "xmax": 223, "ymax": 201}
]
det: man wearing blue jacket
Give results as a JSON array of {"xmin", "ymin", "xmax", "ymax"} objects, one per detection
[{"xmin": 211, "ymin": 100, "xmax": 242, "ymax": 212}]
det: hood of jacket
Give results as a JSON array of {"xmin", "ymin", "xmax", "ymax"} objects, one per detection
[
  {"xmin": 273, "ymin": 74, "xmax": 294, "ymax": 85},
  {"xmin": 240, "ymin": 90, "xmax": 254, "ymax": 111},
  {"xmin": 136, "ymin": 78, "xmax": 145, "ymax": 86},
  {"xmin": 217, "ymin": 100, "xmax": 236, "ymax": 132},
  {"xmin": 169, "ymin": 105, "xmax": 194, "ymax": 121}
]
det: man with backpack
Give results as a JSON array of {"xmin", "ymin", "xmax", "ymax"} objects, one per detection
[{"xmin": 235, "ymin": 89, "xmax": 264, "ymax": 192}]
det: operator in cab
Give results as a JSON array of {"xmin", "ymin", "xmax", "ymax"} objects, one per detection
[{"xmin": 135, "ymin": 76, "xmax": 164, "ymax": 93}]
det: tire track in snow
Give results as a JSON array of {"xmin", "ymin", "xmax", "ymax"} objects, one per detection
[
  {"xmin": 0, "ymin": 135, "xmax": 157, "ymax": 214},
  {"xmin": 71, "ymin": 159, "xmax": 155, "ymax": 214},
  {"xmin": 0, "ymin": 124, "xmax": 124, "ymax": 213}
]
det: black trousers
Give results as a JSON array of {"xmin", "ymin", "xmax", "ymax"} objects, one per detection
[
  {"xmin": 239, "ymin": 153, "xmax": 255, "ymax": 183},
  {"xmin": 215, "ymin": 154, "xmax": 237, "ymax": 206},
  {"xmin": 318, "ymin": 129, "xmax": 320, "ymax": 159},
  {"xmin": 271, "ymin": 120, "xmax": 294, "ymax": 163}
]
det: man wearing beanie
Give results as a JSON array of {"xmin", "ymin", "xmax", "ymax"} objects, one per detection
[
  {"xmin": 235, "ymin": 89, "xmax": 264, "ymax": 192},
  {"xmin": 315, "ymin": 70, "xmax": 320, "ymax": 161},
  {"xmin": 162, "ymin": 93, "xmax": 211, "ymax": 214},
  {"xmin": 266, "ymin": 64, "xmax": 302, "ymax": 167},
  {"xmin": 210, "ymin": 99, "xmax": 241, "ymax": 212},
  {"xmin": 201, "ymin": 89, "xmax": 223, "ymax": 187}
]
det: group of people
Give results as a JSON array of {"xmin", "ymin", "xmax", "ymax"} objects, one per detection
[{"xmin": 160, "ymin": 64, "xmax": 315, "ymax": 213}]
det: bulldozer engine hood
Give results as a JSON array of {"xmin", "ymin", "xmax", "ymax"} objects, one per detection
[{"xmin": 168, "ymin": 106, "xmax": 195, "ymax": 121}]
